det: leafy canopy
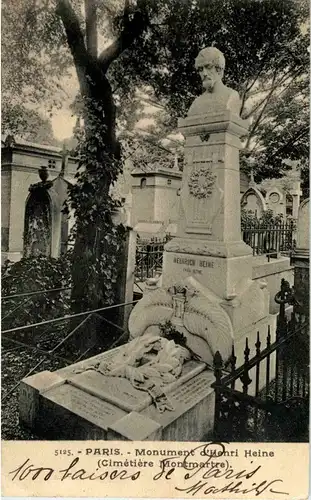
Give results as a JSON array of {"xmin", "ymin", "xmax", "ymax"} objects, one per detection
[
  {"xmin": 3, "ymin": 0, "xmax": 308, "ymax": 183},
  {"xmin": 121, "ymin": 0, "xmax": 309, "ymax": 182}
]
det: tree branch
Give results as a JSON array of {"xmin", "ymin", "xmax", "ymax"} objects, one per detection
[
  {"xmin": 247, "ymin": 70, "xmax": 303, "ymax": 98},
  {"xmin": 85, "ymin": 0, "xmax": 98, "ymax": 58},
  {"xmin": 98, "ymin": 0, "xmax": 148, "ymax": 71},
  {"xmin": 56, "ymin": 0, "xmax": 89, "ymax": 93},
  {"xmin": 266, "ymin": 127, "xmax": 309, "ymax": 163},
  {"xmin": 245, "ymin": 70, "xmax": 278, "ymax": 149},
  {"xmin": 240, "ymin": 90, "xmax": 248, "ymax": 117},
  {"xmin": 244, "ymin": 67, "xmax": 296, "ymax": 121},
  {"xmin": 245, "ymin": 48, "xmax": 272, "ymax": 94}
]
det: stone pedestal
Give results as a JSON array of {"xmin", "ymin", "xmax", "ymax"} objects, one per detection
[
  {"xmin": 176, "ymin": 111, "xmax": 249, "ymax": 243},
  {"xmin": 129, "ymin": 108, "xmax": 269, "ymax": 347}
]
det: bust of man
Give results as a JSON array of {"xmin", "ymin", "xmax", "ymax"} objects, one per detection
[{"xmin": 187, "ymin": 47, "xmax": 241, "ymax": 116}]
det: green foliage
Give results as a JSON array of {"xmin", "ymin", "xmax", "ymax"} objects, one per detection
[
  {"xmin": 2, "ymin": 0, "xmax": 71, "ymax": 105},
  {"xmin": 241, "ymin": 208, "xmax": 295, "ymax": 228},
  {"xmin": 4, "ymin": 1, "xmax": 308, "ymax": 180},
  {"xmin": 1, "ymin": 103, "xmax": 60, "ymax": 146},
  {"xmin": 121, "ymin": 0, "xmax": 309, "ymax": 182},
  {"xmin": 1, "ymin": 255, "xmax": 72, "ymax": 331},
  {"xmin": 129, "ymin": 139, "xmax": 175, "ymax": 171}
]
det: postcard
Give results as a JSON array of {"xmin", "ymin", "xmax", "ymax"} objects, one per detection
[{"xmin": 2, "ymin": 0, "xmax": 309, "ymax": 498}]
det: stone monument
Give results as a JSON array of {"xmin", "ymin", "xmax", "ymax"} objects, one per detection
[
  {"xmin": 291, "ymin": 198, "xmax": 309, "ymax": 315},
  {"xmin": 19, "ymin": 47, "xmax": 271, "ymax": 441},
  {"xmin": 130, "ymin": 47, "xmax": 269, "ymax": 344}
]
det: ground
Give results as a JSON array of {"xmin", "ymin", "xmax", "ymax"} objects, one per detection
[
  {"xmin": 2, "ymin": 347, "xmax": 65, "ymax": 440},
  {"xmin": 1, "ymin": 319, "xmax": 125, "ymax": 440}
]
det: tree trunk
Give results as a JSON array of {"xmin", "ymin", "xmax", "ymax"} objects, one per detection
[
  {"xmin": 70, "ymin": 73, "xmax": 122, "ymax": 319},
  {"xmin": 56, "ymin": 0, "xmax": 148, "ymax": 330}
]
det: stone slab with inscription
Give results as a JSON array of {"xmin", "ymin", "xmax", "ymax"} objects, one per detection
[
  {"xmin": 19, "ymin": 344, "xmax": 214, "ymax": 441},
  {"xmin": 142, "ymin": 370, "xmax": 215, "ymax": 441}
]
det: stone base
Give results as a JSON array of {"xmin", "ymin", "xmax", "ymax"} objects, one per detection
[
  {"xmin": 1, "ymin": 251, "xmax": 22, "ymax": 264},
  {"xmin": 19, "ymin": 348, "xmax": 215, "ymax": 441},
  {"xmin": 165, "ymin": 238, "xmax": 253, "ymax": 258},
  {"xmin": 161, "ymin": 246, "xmax": 269, "ymax": 331},
  {"xmin": 162, "ymin": 241, "xmax": 253, "ymax": 300}
]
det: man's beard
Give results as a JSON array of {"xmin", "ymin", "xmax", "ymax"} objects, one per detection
[{"xmin": 203, "ymin": 78, "xmax": 215, "ymax": 92}]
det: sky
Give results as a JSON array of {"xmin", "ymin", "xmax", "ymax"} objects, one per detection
[
  {"xmin": 49, "ymin": 70, "xmax": 79, "ymax": 141},
  {"xmin": 47, "ymin": 71, "xmax": 174, "ymax": 145},
  {"xmin": 51, "ymin": 108, "xmax": 77, "ymax": 141}
]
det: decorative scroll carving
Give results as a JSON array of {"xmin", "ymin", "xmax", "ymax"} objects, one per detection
[{"xmin": 129, "ymin": 278, "xmax": 234, "ymax": 366}]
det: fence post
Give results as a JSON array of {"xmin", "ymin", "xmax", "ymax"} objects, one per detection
[
  {"xmin": 241, "ymin": 338, "xmax": 252, "ymax": 394},
  {"xmin": 255, "ymin": 331, "xmax": 261, "ymax": 397},
  {"xmin": 265, "ymin": 325, "xmax": 271, "ymax": 399},
  {"xmin": 230, "ymin": 345, "xmax": 237, "ymax": 390},
  {"xmin": 213, "ymin": 350, "xmax": 223, "ymax": 440}
]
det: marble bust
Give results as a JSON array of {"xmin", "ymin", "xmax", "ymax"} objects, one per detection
[{"xmin": 188, "ymin": 47, "xmax": 241, "ymax": 116}]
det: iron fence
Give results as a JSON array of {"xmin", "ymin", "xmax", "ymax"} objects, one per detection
[
  {"xmin": 135, "ymin": 236, "xmax": 171, "ymax": 281},
  {"xmin": 242, "ymin": 221, "xmax": 295, "ymax": 261},
  {"xmin": 212, "ymin": 279, "xmax": 309, "ymax": 442},
  {"xmin": 1, "ymin": 299, "xmax": 139, "ymax": 401}
]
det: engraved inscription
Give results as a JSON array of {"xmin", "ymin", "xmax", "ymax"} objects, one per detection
[
  {"xmin": 173, "ymin": 257, "xmax": 214, "ymax": 269},
  {"xmin": 69, "ymin": 371, "xmax": 151, "ymax": 411},
  {"xmin": 183, "ymin": 267, "xmax": 202, "ymax": 275},
  {"xmin": 170, "ymin": 373, "xmax": 211, "ymax": 406},
  {"xmin": 44, "ymin": 384, "xmax": 126, "ymax": 428},
  {"xmin": 174, "ymin": 257, "xmax": 196, "ymax": 266},
  {"xmin": 70, "ymin": 392, "xmax": 116, "ymax": 418}
]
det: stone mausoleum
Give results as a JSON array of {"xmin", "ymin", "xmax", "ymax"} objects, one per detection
[
  {"xmin": 1, "ymin": 136, "xmax": 77, "ymax": 263},
  {"xmin": 131, "ymin": 163, "xmax": 182, "ymax": 238}
]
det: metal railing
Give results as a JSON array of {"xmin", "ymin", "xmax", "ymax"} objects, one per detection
[
  {"xmin": 1, "ymin": 298, "xmax": 140, "ymax": 403},
  {"xmin": 212, "ymin": 280, "xmax": 309, "ymax": 442},
  {"xmin": 242, "ymin": 220, "xmax": 295, "ymax": 261},
  {"xmin": 135, "ymin": 236, "xmax": 171, "ymax": 281}
]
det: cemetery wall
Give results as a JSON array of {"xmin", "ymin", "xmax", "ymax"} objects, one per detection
[
  {"xmin": 153, "ymin": 177, "xmax": 180, "ymax": 224},
  {"xmin": 1, "ymin": 170, "xmax": 11, "ymax": 252},
  {"xmin": 252, "ymin": 256, "xmax": 294, "ymax": 314}
]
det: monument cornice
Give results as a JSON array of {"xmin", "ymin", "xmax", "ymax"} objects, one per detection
[
  {"xmin": 165, "ymin": 238, "xmax": 253, "ymax": 258},
  {"xmin": 290, "ymin": 248, "xmax": 310, "ymax": 261},
  {"xmin": 178, "ymin": 111, "xmax": 249, "ymax": 138},
  {"xmin": 183, "ymin": 132, "xmax": 243, "ymax": 150}
]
